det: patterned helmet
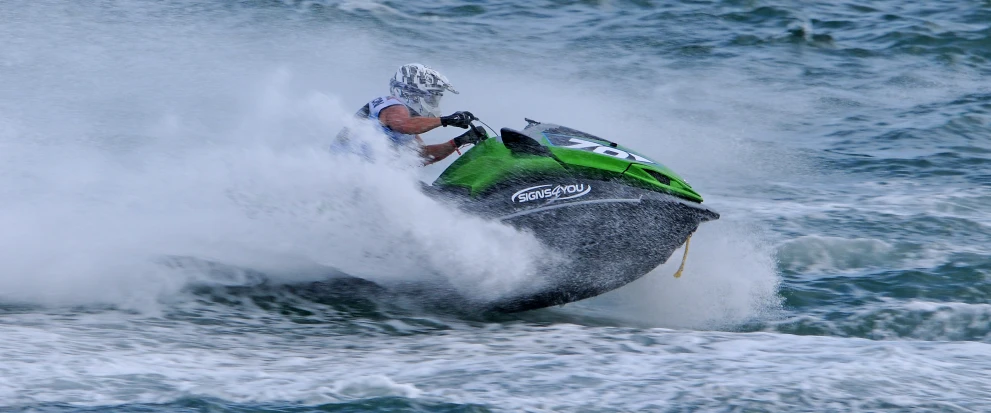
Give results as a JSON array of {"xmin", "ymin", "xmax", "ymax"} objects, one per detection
[{"xmin": 389, "ymin": 63, "xmax": 458, "ymax": 118}]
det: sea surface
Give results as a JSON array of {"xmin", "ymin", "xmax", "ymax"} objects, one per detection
[{"xmin": 2, "ymin": 0, "xmax": 991, "ymax": 412}]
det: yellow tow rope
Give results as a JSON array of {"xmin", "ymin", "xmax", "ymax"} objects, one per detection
[{"xmin": 672, "ymin": 233, "xmax": 693, "ymax": 278}]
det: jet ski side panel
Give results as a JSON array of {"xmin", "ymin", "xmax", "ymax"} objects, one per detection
[
  {"xmin": 433, "ymin": 138, "xmax": 569, "ymax": 197},
  {"xmin": 435, "ymin": 178, "xmax": 718, "ymax": 312}
]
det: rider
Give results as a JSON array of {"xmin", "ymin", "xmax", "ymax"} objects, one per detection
[{"xmin": 336, "ymin": 63, "xmax": 485, "ymax": 164}]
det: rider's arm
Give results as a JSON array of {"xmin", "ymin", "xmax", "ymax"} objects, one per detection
[
  {"xmin": 418, "ymin": 137, "xmax": 457, "ymax": 165},
  {"xmin": 379, "ymin": 105, "xmax": 442, "ymax": 135}
]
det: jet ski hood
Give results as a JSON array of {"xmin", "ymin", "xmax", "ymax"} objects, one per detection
[{"xmin": 434, "ymin": 120, "xmax": 707, "ymax": 204}]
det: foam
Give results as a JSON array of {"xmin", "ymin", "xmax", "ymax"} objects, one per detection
[
  {"xmin": 573, "ymin": 219, "xmax": 782, "ymax": 330},
  {"xmin": 5, "ymin": 316, "xmax": 991, "ymax": 410}
]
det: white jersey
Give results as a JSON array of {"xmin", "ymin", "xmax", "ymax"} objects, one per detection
[
  {"xmin": 361, "ymin": 95, "xmax": 417, "ymax": 146},
  {"xmin": 332, "ymin": 95, "xmax": 418, "ymax": 157}
]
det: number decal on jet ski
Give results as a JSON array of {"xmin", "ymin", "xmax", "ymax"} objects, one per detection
[
  {"xmin": 548, "ymin": 136, "xmax": 655, "ymax": 164},
  {"xmin": 511, "ymin": 183, "xmax": 592, "ymax": 204},
  {"xmin": 557, "ymin": 139, "xmax": 598, "ymax": 150}
]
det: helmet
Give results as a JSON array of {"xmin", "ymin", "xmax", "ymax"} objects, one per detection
[{"xmin": 389, "ymin": 63, "xmax": 458, "ymax": 118}]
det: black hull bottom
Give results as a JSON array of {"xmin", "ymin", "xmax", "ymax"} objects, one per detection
[{"xmin": 432, "ymin": 179, "xmax": 720, "ymax": 313}]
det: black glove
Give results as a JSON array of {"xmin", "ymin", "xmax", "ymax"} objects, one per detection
[
  {"xmin": 439, "ymin": 111, "xmax": 476, "ymax": 129},
  {"xmin": 452, "ymin": 125, "xmax": 487, "ymax": 147}
]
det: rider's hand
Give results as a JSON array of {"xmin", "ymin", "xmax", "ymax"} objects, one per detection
[
  {"xmin": 439, "ymin": 111, "xmax": 476, "ymax": 129},
  {"xmin": 453, "ymin": 125, "xmax": 486, "ymax": 147}
]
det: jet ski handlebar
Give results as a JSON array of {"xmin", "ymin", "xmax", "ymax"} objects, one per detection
[{"xmin": 468, "ymin": 116, "xmax": 500, "ymax": 139}]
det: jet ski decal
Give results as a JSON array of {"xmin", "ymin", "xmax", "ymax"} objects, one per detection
[
  {"xmin": 544, "ymin": 134, "xmax": 656, "ymax": 164},
  {"xmin": 511, "ymin": 183, "xmax": 592, "ymax": 204}
]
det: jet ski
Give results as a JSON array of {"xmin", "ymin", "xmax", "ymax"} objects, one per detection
[{"xmin": 427, "ymin": 118, "xmax": 719, "ymax": 312}]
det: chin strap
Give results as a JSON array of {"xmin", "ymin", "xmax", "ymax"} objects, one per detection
[{"xmin": 672, "ymin": 233, "xmax": 693, "ymax": 278}]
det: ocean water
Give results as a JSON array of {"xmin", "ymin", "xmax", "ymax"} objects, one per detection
[{"xmin": 2, "ymin": 0, "xmax": 990, "ymax": 411}]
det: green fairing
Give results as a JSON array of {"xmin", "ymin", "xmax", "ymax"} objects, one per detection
[
  {"xmin": 433, "ymin": 132, "xmax": 705, "ymax": 203},
  {"xmin": 433, "ymin": 138, "xmax": 568, "ymax": 194}
]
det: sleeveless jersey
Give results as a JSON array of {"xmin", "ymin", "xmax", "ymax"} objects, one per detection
[
  {"xmin": 332, "ymin": 96, "xmax": 418, "ymax": 158},
  {"xmin": 358, "ymin": 96, "xmax": 417, "ymax": 146}
]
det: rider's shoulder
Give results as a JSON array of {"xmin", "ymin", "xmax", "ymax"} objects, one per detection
[{"xmin": 368, "ymin": 95, "xmax": 404, "ymax": 110}]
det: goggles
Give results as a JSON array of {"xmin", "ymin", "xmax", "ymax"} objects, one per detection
[{"xmin": 422, "ymin": 89, "xmax": 444, "ymax": 107}]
